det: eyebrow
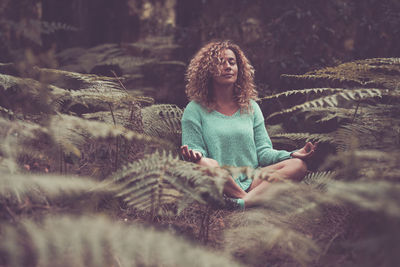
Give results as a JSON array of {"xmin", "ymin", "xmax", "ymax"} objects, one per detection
[{"xmin": 218, "ymin": 56, "xmax": 236, "ymax": 62}]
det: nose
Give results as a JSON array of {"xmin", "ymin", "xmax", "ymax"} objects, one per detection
[{"xmin": 223, "ymin": 61, "xmax": 231, "ymax": 70}]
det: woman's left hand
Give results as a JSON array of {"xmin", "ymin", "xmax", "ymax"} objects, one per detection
[{"xmin": 291, "ymin": 142, "xmax": 318, "ymax": 159}]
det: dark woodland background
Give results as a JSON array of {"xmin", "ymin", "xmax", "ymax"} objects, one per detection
[
  {"xmin": 2, "ymin": 0, "xmax": 400, "ymax": 105},
  {"xmin": 1, "ymin": 1, "xmax": 400, "ymax": 267}
]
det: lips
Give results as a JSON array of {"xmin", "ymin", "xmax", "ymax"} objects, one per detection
[{"xmin": 222, "ymin": 74, "xmax": 234, "ymax": 78}]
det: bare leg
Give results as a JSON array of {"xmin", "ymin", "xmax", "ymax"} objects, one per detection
[
  {"xmin": 243, "ymin": 158, "xmax": 307, "ymax": 208},
  {"xmin": 197, "ymin": 157, "xmax": 307, "ymax": 208},
  {"xmin": 198, "ymin": 157, "xmax": 247, "ymax": 199}
]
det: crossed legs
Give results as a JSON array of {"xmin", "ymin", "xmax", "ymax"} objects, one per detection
[{"xmin": 198, "ymin": 158, "xmax": 308, "ymax": 208}]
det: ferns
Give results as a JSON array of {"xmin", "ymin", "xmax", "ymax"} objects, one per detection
[
  {"xmin": 271, "ymin": 132, "xmax": 335, "ymax": 145},
  {"xmin": 302, "ymin": 171, "xmax": 336, "ymax": 190},
  {"xmin": 2, "ymin": 19, "xmax": 77, "ymax": 46},
  {"xmin": 49, "ymin": 114, "xmax": 174, "ymax": 150},
  {"xmin": 242, "ymin": 57, "xmax": 400, "ymax": 266},
  {"xmin": 110, "ymin": 151, "xmax": 227, "ymax": 215},
  {"xmin": 142, "ymin": 104, "xmax": 183, "ymax": 139},
  {"xmin": 320, "ymin": 149, "xmax": 400, "ymax": 182},
  {"xmin": 0, "ymin": 117, "xmax": 53, "ymax": 174},
  {"xmin": 282, "ymin": 58, "xmax": 400, "ymax": 90},
  {"xmin": 0, "ymin": 73, "xmax": 70, "ymax": 114},
  {"xmin": 32, "ymin": 67, "xmax": 122, "ymax": 91},
  {"xmin": 261, "ymin": 87, "xmax": 345, "ymax": 101},
  {"xmin": 0, "ymin": 173, "xmax": 103, "ymax": 206},
  {"xmin": 48, "ymin": 114, "xmax": 175, "ymax": 177},
  {"xmin": 223, "ymin": 179, "xmax": 400, "ymax": 266},
  {"xmin": 266, "ymin": 88, "xmax": 385, "ymax": 123},
  {"xmin": 1, "ymin": 52, "xmax": 400, "ymax": 267},
  {"xmin": 0, "ymin": 215, "xmax": 241, "ymax": 267},
  {"xmin": 224, "ymin": 214, "xmax": 320, "ymax": 267},
  {"xmin": 325, "ymin": 180, "xmax": 400, "ymax": 218}
]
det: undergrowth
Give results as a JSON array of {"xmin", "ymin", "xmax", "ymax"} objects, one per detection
[{"xmin": 0, "ymin": 48, "xmax": 399, "ymax": 266}]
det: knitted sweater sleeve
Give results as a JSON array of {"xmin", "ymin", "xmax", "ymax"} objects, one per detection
[
  {"xmin": 181, "ymin": 102, "xmax": 208, "ymax": 158},
  {"xmin": 253, "ymin": 101, "xmax": 292, "ymax": 166}
]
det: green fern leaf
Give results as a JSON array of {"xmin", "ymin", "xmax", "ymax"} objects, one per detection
[
  {"xmin": 0, "ymin": 73, "xmax": 71, "ymax": 114},
  {"xmin": 266, "ymin": 88, "xmax": 385, "ymax": 123},
  {"xmin": 142, "ymin": 104, "xmax": 183, "ymax": 144},
  {"xmin": 282, "ymin": 58, "xmax": 400, "ymax": 90},
  {"xmin": 261, "ymin": 88, "xmax": 345, "ymax": 101},
  {"xmin": 271, "ymin": 132, "xmax": 335, "ymax": 145},
  {"xmin": 109, "ymin": 151, "xmax": 227, "ymax": 215},
  {"xmin": 50, "ymin": 114, "xmax": 174, "ymax": 152}
]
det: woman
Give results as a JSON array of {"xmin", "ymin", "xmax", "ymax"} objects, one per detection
[{"xmin": 181, "ymin": 40, "xmax": 316, "ymax": 210}]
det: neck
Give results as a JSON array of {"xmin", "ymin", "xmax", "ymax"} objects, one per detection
[{"xmin": 212, "ymin": 83, "xmax": 235, "ymax": 105}]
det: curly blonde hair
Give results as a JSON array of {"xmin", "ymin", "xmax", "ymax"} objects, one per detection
[{"xmin": 185, "ymin": 40, "xmax": 258, "ymax": 113}]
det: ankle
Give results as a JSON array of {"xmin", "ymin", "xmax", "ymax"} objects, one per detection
[{"xmin": 237, "ymin": 198, "xmax": 245, "ymax": 210}]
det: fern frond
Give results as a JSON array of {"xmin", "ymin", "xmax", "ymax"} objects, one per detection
[
  {"xmin": 57, "ymin": 43, "xmax": 157, "ymax": 74},
  {"xmin": 0, "ymin": 73, "xmax": 71, "ymax": 114},
  {"xmin": 224, "ymin": 214, "xmax": 320, "ymax": 266},
  {"xmin": 0, "ymin": 215, "xmax": 241, "ymax": 267},
  {"xmin": 266, "ymin": 88, "xmax": 385, "ymax": 123},
  {"xmin": 0, "ymin": 173, "xmax": 104, "ymax": 206},
  {"xmin": 142, "ymin": 104, "xmax": 183, "ymax": 144},
  {"xmin": 2, "ymin": 19, "xmax": 76, "ymax": 47},
  {"xmin": 251, "ymin": 179, "xmax": 400, "ymax": 226},
  {"xmin": 32, "ymin": 66, "xmax": 117, "ymax": 90},
  {"xmin": 244, "ymin": 179, "xmax": 400, "ymax": 259},
  {"xmin": 244, "ymin": 180, "xmax": 400, "ymax": 266},
  {"xmin": 293, "ymin": 107, "xmax": 355, "ymax": 124},
  {"xmin": 260, "ymin": 88, "xmax": 345, "ymax": 101},
  {"xmin": 0, "ymin": 117, "xmax": 54, "ymax": 173},
  {"xmin": 39, "ymin": 21, "xmax": 78, "ymax": 34},
  {"xmin": 320, "ymin": 150, "xmax": 400, "ymax": 181},
  {"xmin": 109, "ymin": 151, "xmax": 227, "ymax": 215},
  {"xmin": 49, "ymin": 114, "xmax": 174, "ymax": 150},
  {"xmin": 282, "ymin": 58, "xmax": 400, "ymax": 90},
  {"xmin": 334, "ymin": 118, "xmax": 399, "ymax": 153},
  {"xmin": 323, "ymin": 180, "xmax": 400, "ymax": 219},
  {"xmin": 31, "ymin": 67, "xmax": 153, "ymax": 114},
  {"xmin": 82, "ymin": 106, "xmax": 143, "ymax": 131},
  {"xmin": 48, "ymin": 114, "xmax": 175, "ymax": 177},
  {"xmin": 271, "ymin": 132, "xmax": 335, "ymax": 145},
  {"xmin": 302, "ymin": 171, "xmax": 336, "ymax": 190}
]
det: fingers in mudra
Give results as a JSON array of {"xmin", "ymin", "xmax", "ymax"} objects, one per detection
[{"xmin": 180, "ymin": 145, "xmax": 202, "ymax": 162}]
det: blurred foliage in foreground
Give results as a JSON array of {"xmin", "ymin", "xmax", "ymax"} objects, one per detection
[
  {"xmin": 1, "ymin": 0, "xmax": 400, "ymax": 266},
  {"xmin": 1, "ymin": 47, "xmax": 400, "ymax": 266}
]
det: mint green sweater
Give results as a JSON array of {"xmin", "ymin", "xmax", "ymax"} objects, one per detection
[{"xmin": 181, "ymin": 100, "xmax": 292, "ymax": 186}]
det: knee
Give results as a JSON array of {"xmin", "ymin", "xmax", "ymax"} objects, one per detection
[{"xmin": 198, "ymin": 157, "xmax": 220, "ymax": 168}]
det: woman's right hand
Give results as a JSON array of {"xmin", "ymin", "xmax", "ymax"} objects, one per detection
[{"xmin": 180, "ymin": 145, "xmax": 203, "ymax": 163}]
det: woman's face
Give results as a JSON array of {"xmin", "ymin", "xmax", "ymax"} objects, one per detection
[{"xmin": 212, "ymin": 49, "xmax": 238, "ymax": 86}]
